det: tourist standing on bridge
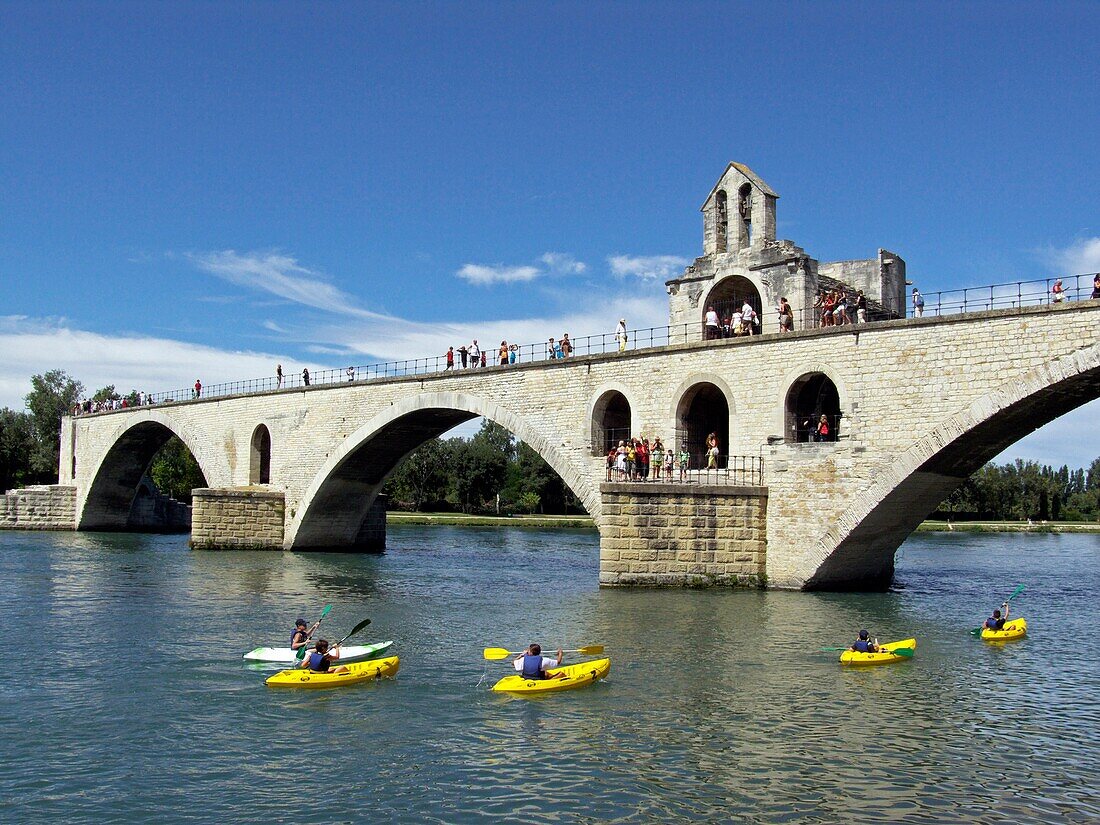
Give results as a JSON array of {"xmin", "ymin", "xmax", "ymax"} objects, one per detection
[
  {"xmin": 302, "ymin": 367, "xmax": 310, "ymax": 386},
  {"xmin": 705, "ymin": 306, "xmax": 720, "ymax": 340},
  {"xmin": 276, "ymin": 364, "xmax": 283, "ymax": 388},
  {"xmin": 445, "ymin": 347, "xmax": 455, "ymax": 370},
  {"xmin": 777, "ymin": 297, "xmax": 793, "ymax": 332},
  {"xmin": 547, "ymin": 337, "xmax": 557, "ymax": 360},
  {"xmin": 509, "ymin": 344, "xmax": 518, "ymax": 364},
  {"xmin": 856, "ymin": 291, "xmax": 867, "ymax": 324},
  {"xmin": 1051, "ymin": 279, "xmax": 1065, "ymax": 303},
  {"xmin": 741, "ymin": 299, "xmax": 757, "ymax": 335},
  {"xmin": 458, "ymin": 344, "xmax": 468, "ymax": 369},
  {"xmin": 346, "ymin": 366, "xmax": 355, "ymax": 382},
  {"xmin": 616, "ymin": 319, "xmax": 627, "ymax": 352},
  {"xmin": 193, "ymin": 379, "xmax": 201, "ymax": 398},
  {"xmin": 1092, "ymin": 274, "xmax": 1100, "ymax": 299},
  {"xmin": 912, "ymin": 288, "xmax": 925, "ymax": 317},
  {"xmin": 499, "ymin": 341, "xmax": 508, "ymax": 366},
  {"xmin": 469, "ymin": 340, "xmax": 480, "ymax": 368},
  {"xmin": 561, "ymin": 333, "xmax": 572, "ymax": 357}
]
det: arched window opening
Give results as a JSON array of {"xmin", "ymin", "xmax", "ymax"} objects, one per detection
[
  {"xmin": 715, "ymin": 189, "xmax": 728, "ymax": 253},
  {"xmin": 591, "ymin": 391, "xmax": 631, "ymax": 456},
  {"xmin": 738, "ymin": 183, "xmax": 753, "ymax": 246},
  {"xmin": 250, "ymin": 424, "xmax": 272, "ymax": 484},
  {"xmin": 676, "ymin": 382, "xmax": 730, "ymax": 469},
  {"xmin": 703, "ymin": 275, "xmax": 763, "ymax": 338},
  {"xmin": 785, "ymin": 373, "xmax": 841, "ymax": 443}
]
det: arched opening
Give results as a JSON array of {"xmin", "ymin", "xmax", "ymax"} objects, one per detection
[
  {"xmin": 676, "ymin": 382, "xmax": 730, "ymax": 469},
  {"xmin": 591, "ymin": 390, "xmax": 631, "ymax": 456},
  {"xmin": 785, "ymin": 373, "xmax": 841, "ymax": 443},
  {"xmin": 292, "ymin": 403, "xmax": 596, "ymax": 549},
  {"xmin": 738, "ymin": 183, "xmax": 753, "ymax": 246},
  {"xmin": 703, "ymin": 275, "xmax": 763, "ymax": 337},
  {"xmin": 250, "ymin": 424, "xmax": 271, "ymax": 484},
  {"xmin": 714, "ymin": 189, "xmax": 728, "ymax": 253},
  {"xmin": 80, "ymin": 421, "xmax": 208, "ymax": 531}
]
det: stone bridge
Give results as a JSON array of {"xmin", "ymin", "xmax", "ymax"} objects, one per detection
[{"xmin": 41, "ymin": 300, "xmax": 1100, "ymax": 590}]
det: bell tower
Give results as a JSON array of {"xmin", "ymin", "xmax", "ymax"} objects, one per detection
[{"xmin": 701, "ymin": 163, "xmax": 778, "ymax": 256}]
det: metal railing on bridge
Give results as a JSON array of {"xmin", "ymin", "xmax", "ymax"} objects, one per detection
[
  {"xmin": 73, "ymin": 272, "xmax": 1099, "ymax": 414},
  {"xmin": 604, "ymin": 453, "xmax": 764, "ymax": 487}
]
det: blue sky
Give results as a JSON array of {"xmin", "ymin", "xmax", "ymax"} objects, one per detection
[{"xmin": 2, "ymin": 2, "xmax": 1098, "ymax": 466}]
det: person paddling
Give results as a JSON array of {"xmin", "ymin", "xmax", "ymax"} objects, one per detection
[
  {"xmin": 984, "ymin": 602, "xmax": 1010, "ymax": 631},
  {"xmin": 299, "ymin": 639, "xmax": 347, "ymax": 674},
  {"xmin": 290, "ymin": 618, "xmax": 321, "ymax": 653},
  {"xmin": 513, "ymin": 643, "xmax": 564, "ymax": 680},
  {"xmin": 850, "ymin": 629, "xmax": 880, "ymax": 653}
]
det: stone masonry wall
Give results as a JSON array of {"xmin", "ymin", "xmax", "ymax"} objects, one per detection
[
  {"xmin": 191, "ymin": 487, "xmax": 284, "ymax": 550},
  {"xmin": 0, "ymin": 485, "xmax": 77, "ymax": 530},
  {"xmin": 599, "ymin": 483, "xmax": 767, "ymax": 586}
]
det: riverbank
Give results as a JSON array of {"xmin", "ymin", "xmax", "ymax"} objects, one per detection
[
  {"xmin": 387, "ymin": 511, "xmax": 596, "ymax": 529},
  {"xmin": 917, "ymin": 520, "xmax": 1100, "ymax": 533}
]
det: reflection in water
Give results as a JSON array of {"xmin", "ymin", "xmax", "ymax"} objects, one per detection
[{"xmin": 0, "ymin": 526, "xmax": 1097, "ymax": 822}]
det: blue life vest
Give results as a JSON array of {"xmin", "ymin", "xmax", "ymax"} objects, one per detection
[
  {"xmin": 852, "ymin": 640, "xmax": 873, "ymax": 653},
  {"xmin": 307, "ymin": 651, "xmax": 330, "ymax": 672},
  {"xmin": 521, "ymin": 654, "xmax": 545, "ymax": 679},
  {"xmin": 985, "ymin": 616, "xmax": 1005, "ymax": 630}
]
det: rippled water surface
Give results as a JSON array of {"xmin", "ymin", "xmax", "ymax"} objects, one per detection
[{"xmin": 1, "ymin": 527, "xmax": 1097, "ymax": 823}]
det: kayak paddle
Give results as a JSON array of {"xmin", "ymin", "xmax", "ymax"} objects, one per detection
[
  {"xmin": 969, "ymin": 583, "xmax": 1025, "ymax": 635},
  {"xmin": 331, "ymin": 618, "xmax": 372, "ymax": 648},
  {"xmin": 820, "ymin": 645, "xmax": 914, "ymax": 657},
  {"xmin": 296, "ymin": 604, "xmax": 333, "ymax": 661},
  {"xmin": 483, "ymin": 644, "xmax": 604, "ymax": 661}
]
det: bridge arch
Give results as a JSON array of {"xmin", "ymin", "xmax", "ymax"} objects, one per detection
[
  {"xmin": 672, "ymin": 373, "xmax": 736, "ymax": 465},
  {"xmin": 78, "ymin": 411, "xmax": 231, "ymax": 530},
  {"xmin": 806, "ymin": 343, "xmax": 1100, "ymax": 589},
  {"xmin": 286, "ymin": 392, "xmax": 601, "ymax": 549},
  {"xmin": 702, "ymin": 273, "xmax": 764, "ymax": 335},
  {"xmin": 785, "ymin": 372, "xmax": 842, "ymax": 442},
  {"xmin": 775, "ymin": 363, "xmax": 852, "ymax": 442},
  {"xmin": 588, "ymin": 384, "xmax": 634, "ymax": 456},
  {"xmin": 249, "ymin": 424, "xmax": 272, "ymax": 484}
]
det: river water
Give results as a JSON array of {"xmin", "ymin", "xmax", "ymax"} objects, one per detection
[{"xmin": 0, "ymin": 526, "xmax": 1097, "ymax": 823}]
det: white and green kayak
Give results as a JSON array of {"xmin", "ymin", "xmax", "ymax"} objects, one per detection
[{"xmin": 243, "ymin": 640, "xmax": 393, "ymax": 665}]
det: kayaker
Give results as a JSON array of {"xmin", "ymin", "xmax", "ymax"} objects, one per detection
[
  {"xmin": 299, "ymin": 639, "xmax": 347, "ymax": 674},
  {"xmin": 850, "ymin": 630, "xmax": 880, "ymax": 653},
  {"xmin": 290, "ymin": 618, "xmax": 320, "ymax": 652},
  {"xmin": 984, "ymin": 603, "xmax": 1010, "ymax": 631},
  {"xmin": 513, "ymin": 644, "xmax": 564, "ymax": 680}
]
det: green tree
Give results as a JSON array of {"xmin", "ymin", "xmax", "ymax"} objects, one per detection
[
  {"xmin": 382, "ymin": 439, "xmax": 453, "ymax": 511},
  {"xmin": 149, "ymin": 437, "xmax": 206, "ymax": 501},
  {"xmin": 92, "ymin": 385, "xmax": 120, "ymax": 403},
  {"xmin": 25, "ymin": 369, "xmax": 83, "ymax": 477},
  {"xmin": 0, "ymin": 409, "xmax": 35, "ymax": 491},
  {"xmin": 451, "ymin": 438, "xmax": 508, "ymax": 513},
  {"xmin": 471, "ymin": 420, "xmax": 515, "ymax": 462}
]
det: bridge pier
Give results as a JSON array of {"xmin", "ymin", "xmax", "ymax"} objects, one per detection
[
  {"xmin": 598, "ymin": 483, "xmax": 768, "ymax": 587},
  {"xmin": 191, "ymin": 487, "xmax": 286, "ymax": 551}
]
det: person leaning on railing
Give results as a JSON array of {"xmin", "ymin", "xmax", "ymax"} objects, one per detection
[{"xmin": 1092, "ymin": 274, "xmax": 1100, "ymax": 300}]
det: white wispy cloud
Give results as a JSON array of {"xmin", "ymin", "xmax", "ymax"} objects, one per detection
[
  {"xmin": 456, "ymin": 263, "xmax": 542, "ymax": 286},
  {"xmin": 1040, "ymin": 237, "xmax": 1100, "ymax": 275},
  {"xmin": 190, "ymin": 250, "xmax": 389, "ymax": 318},
  {"xmin": 541, "ymin": 252, "xmax": 587, "ymax": 274},
  {"xmin": 0, "ymin": 316, "xmax": 315, "ymax": 410},
  {"xmin": 608, "ymin": 254, "xmax": 691, "ymax": 281}
]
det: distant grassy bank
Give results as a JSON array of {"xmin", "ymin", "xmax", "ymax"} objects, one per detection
[
  {"xmin": 387, "ymin": 511, "xmax": 596, "ymax": 529},
  {"xmin": 918, "ymin": 520, "xmax": 1100, "ymax": 533}
]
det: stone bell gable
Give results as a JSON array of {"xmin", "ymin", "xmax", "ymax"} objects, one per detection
[
  {"xmin": 668, "ymin": 163, "xmax": 906, "ymax": 337},
  {"xmin": 701, "ymin": 162, "xmax": 779, "ymax": 255}
]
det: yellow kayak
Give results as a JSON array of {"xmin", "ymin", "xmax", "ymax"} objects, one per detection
[
  {"xmin": 492, "ymin": 658, "xmax": 611, "ymax": 694},
  {"xmin": 982, "ymin": 617, "xmax": 1027, "ymax": 641},
  {"xmin": 839, "ymin": 638, "xmax": 916, "ymax": 666},
  {"xmin": 265, "ymin": 656, "xmax": 400, "ymax": 689}
]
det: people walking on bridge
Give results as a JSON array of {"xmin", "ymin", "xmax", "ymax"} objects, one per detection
[
  {"xmin": 302, "ymin": 367, "xmax": 310, "ymax": 386},
  {"xmin": 276, "ymin": 364, "xmax": 283, "ymax": 388},
  {"xmin": 705, "ymin": 306, "xmax": 720, "ymax": 340},
  {"xmin": 445, "ymin": 347, "xmax": 455, "ymax": 370},
  {"xmin": 741, "ymin": 299, "xmax": 757, "ymax": 335},
  {"xmin": 193, "ymin": 379, "xmax": 201, "ymax": 398},
  {"xmin": 616, "ymin": 318, "xmax": 628, "ymax": 352},
  {"xmin": 509, "ymin": 343, "xmax": 518, "ymax": 364},
  {"xmin": 1051, "ymin": 278, "xmax": 1065, "ymax": 303},
  {"xmin": 912, "ymin": 288, "xmax": 925, "ymax": 317},
  {"xmin": 480, "ymin": 349, "xmax": 487, "ymax": 368},
  {"xmin": 777, "ymin": 297, "xmax": 793, "ymax": 332}
]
